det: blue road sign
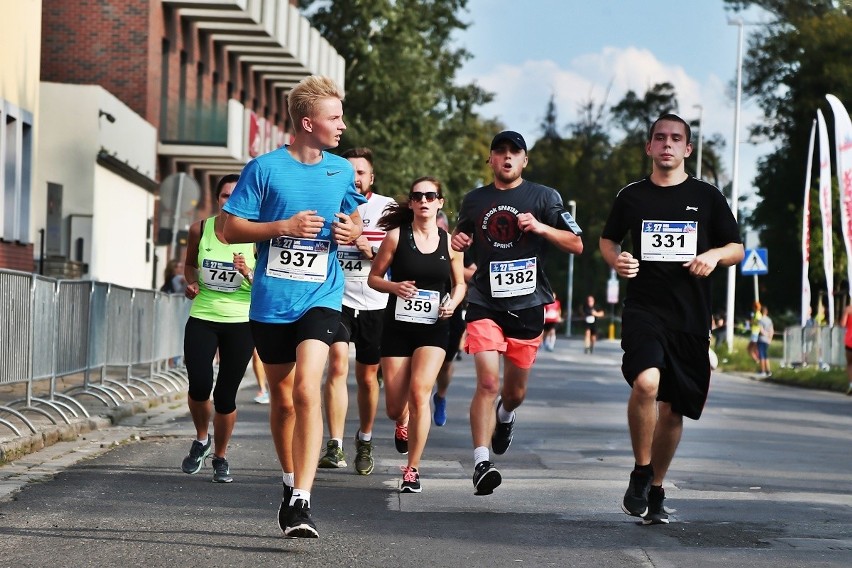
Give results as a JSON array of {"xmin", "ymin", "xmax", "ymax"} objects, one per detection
[{"xmin": 741, "ymin": 247, "xmax": 769, "ymax": 276}]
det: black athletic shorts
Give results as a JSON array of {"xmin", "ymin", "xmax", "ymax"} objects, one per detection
[
  {"xmin": 444, "ymin": 308, "xmax": 465, "ymax": 363},
  {"xmin": 465, "ymin": 303, "xmax": 544, "ymax": 340},
  {"xmin": 381, "ymin": 320, "xmax": 449, "ymax": 358},
  {"xmin": 331, "ymin": 305, "xmax": 384, "ymax": 365},
  {"xmin": 250, "ymin": 307, "xmax": 341, "ymax": 365},
  {"xmin": 620, "ymin": 307, "xmax": 711, "ymax": 420}
]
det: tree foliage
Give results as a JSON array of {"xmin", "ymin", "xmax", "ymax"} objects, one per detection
[
  {"xmin": 297, "ymin": 0, "xmax": 497, "ymax": 217},
  {"xmin": 724, "ymin": 0, "xmax": 852, "ymax": 318}
]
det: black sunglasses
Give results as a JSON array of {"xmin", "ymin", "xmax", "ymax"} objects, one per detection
[{"xmin": 409, "ymin": 191, "xmax": 440, "ymax": 202}]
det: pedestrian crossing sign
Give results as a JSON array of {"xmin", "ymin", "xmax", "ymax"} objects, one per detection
[{"xmin": 741, "ymin": 247, "xmax": 768, "ymax": 276}]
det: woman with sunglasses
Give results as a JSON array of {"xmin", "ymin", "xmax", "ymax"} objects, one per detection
[{"xmin": 367, "ymin": 177, "xmax": 466, "ymax": 493}]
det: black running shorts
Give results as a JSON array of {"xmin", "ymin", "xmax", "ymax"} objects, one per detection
[
  {"xmin": 250, "ymin": 307, "xmax": 341, "ymax": 365},
  {"xmin": 620, "ymin": 307, "xmax": 711, "ymax": 420}
]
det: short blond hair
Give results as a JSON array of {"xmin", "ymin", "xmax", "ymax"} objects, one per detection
[{"xmin": 287, "ymin": 75, "xmax": 344, "ymax": 133}]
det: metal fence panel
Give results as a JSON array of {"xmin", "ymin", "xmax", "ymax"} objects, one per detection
[
  {"xmin": 55, "ymin": 280, "xmax": 93, "ymax": 378},
  {"xmin": 105, "ymin": 285, "xmax": 134, "ymax": 367},
  {"xmin": 86, "ymin": 282, "xmax": 109, "ymax": 378},
  {"xmin": 132, "ymin": 289, "xmax": 156, "ymax": 366},
  {"xmin": 0, "ymin": 270, "xmax": 34, "ymax": 385},
  {"xmin": 30, "ymin": 276, "xmax": 57, "ymax": 382},
  {"xmin": 782, "ymin": 326, "xmax": 846, "ymax": 368}
]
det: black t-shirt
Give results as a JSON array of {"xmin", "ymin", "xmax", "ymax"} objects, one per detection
[
  {"xmin": 601, "ymin": 176, "xmax": 741, "ymax": 334},
  {"xmin": 456, "ymin": 180, "xmax": 564, "ymax": 311}
]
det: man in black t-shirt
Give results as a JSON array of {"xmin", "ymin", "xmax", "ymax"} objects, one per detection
[
  {"xmin": 453, "ymin": 130, "xmax": 583, "ymax": 496},
  {"xmin": 600, "ymin": 114, "xmax": 743, "ymax": 525}
]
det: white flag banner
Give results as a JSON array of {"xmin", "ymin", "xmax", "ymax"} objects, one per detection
[
  {"xmin": 802, "ymin": 119, "xmax": 815, "ymax": 327},
  {"xmin": 826, "ymin": 94, "xmax": 852, "ymax": 314},
  {"xmin": 817, "ymin": 109, "xmax": 835, "ymax": 326}
]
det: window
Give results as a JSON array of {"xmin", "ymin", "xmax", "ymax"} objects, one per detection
[{"xmin": 1, "ymin": 100, "xmax": 33, "ymax": 243}]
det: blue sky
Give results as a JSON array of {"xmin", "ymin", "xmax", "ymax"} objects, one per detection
[{"xmin": 454, "ymin": 0, "xmax": 773, "ymax": 217}]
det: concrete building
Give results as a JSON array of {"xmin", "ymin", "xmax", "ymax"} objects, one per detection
[
  {"xmin": 17, "ymin": 0, "xmax": 344, "ymax": 287},
  {"xmin": 0, "ymin": 0, "xmax": 41, "ymax": 272}
]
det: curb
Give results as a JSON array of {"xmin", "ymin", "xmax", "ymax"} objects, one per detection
[{"xmin": 0, "ymin": 391, "xmax": 186, "ymax": 466}]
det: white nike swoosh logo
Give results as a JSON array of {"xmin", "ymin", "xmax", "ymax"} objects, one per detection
[{"xmin": 686, "ymin": 206, "xmax": 698, "ymax": 211}]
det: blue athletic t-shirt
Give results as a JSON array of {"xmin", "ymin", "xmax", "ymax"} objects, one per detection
[{"xmin": 223, "ymin": 146, "xmax": 367, "ymax": 323}]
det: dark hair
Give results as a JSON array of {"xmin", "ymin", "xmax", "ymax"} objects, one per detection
[
  {"xmin": 341, "ymin": 147, "xmax": 373, "ymax": 165},
  {"xmin": 216, "ymin": 174, "xmax": 240, "ymax": 198},
  {"xmin": 648, "ymin": 113, "xmax": 691, "ymax": 144},
  {"xmin": 377, "ymin": 176, "xmax": 443, "ymax": 231}
]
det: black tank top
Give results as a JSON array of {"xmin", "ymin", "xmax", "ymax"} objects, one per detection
[{"xmin": 385, "ymin": 224, "xmax": 451, "ymax": 326}]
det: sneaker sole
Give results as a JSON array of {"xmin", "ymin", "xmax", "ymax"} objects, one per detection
[
  {"xmin": 212, "ymin": 476, "xmax": 233, "ymax": 483},
  {"xmin": 641, "ymin": 515, "xmax": 669, "ymax": 525},
  {"xmin": 355, "ymin": 462, "xmax": 374, "ymax": 476},
  {"xmin": 284, "ymin": 525, "xmax": 319, "ymax": 538},
  {"xmin": 474, "ymin": 469, "xmax": 502, "ymax": 495},
  {"xmin": 400, "ymin": 486, "xmax": 422, "ymax": 493},
  {"xmin": 621, "ymin": 502, "xmax": 648, "ymax": 517},
  {"xmin": 317, "ymin": 460, "xmax": 347, "ymax": 468}
]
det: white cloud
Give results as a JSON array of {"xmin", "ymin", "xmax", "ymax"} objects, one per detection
[{"xmin": 461, "ymin": 46, "xmax": 774, "ymax": 204}]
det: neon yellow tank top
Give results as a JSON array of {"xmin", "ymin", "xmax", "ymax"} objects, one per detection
[{"xmin": 189, "ymin": 216, "xmax": 255, "ymax": 322}]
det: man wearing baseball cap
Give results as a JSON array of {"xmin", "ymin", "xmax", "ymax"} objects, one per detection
[{"xmin": 452, "ymin": 130, "xmax": 584, "ymax": 495}]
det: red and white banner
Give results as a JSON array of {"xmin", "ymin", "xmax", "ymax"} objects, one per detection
[
  {"xmin": 801, "ymin": 119, "xmax": 815, "ymax": 327},
  {"xmin": 826, "ymin": 94, "xmax": 852, "ymax": 310},
  {"xmin": 817, "ymin": 109, "xmax": 835, "ymax": 326}
]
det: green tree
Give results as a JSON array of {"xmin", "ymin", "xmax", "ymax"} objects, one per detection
[
  {"xmin": 724, "ymin": 1, "xmax": 852, "ymax": 318},
  {"xmin": 298, "ymin": 0, "xmax": 496, "ymax": 215}
]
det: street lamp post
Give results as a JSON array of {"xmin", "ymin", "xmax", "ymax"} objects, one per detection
[
  {"xmin": 693, "ymin": 104, "xmax": 703, "ymax": 180},
  {"xmin": 565, "ymin": 199, "xmax": 576, "ymax": 338},
  {"xmin": 725, "ymin": 18, "xmax": 745, "ymax": 353}
]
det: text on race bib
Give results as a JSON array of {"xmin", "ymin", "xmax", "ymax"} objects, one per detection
[
  {"xmin": 489, "ymin": 257, "xmax": 537, "ymax": 298},
  {"xmin": 266, "ymin": 237, "xmax": 330, "ymax": 282},
  {"xmin": 337, "ymin": 248, "xmax": 371, "ymax": 281},
  {"xmin": 640, "ymin": 220, "xmax": 698, "ymax": 262},
  {"xmin": 200, "ymin": 259, "xmax": 244, "ymax": 292},
  {"xmin": 394, "ymin": 289, "xmax": 440, "ymax": 324}
]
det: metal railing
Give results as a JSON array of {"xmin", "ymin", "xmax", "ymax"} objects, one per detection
[
  {"xmin": 0, "ymin": 269, "xmax": 191, "ymax": 436},
  {"xmin": 781, "ymin": 326, "xmax": 845, "ymax": 369}
]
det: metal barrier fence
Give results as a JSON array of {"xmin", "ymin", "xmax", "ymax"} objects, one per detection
[
  {"xmin": 0, "ymin": 268, "xmax": 191, "ymax": 436},
  {"xmin": 781, "ymin": 326, "xmax": 846, "ymax": 369}
]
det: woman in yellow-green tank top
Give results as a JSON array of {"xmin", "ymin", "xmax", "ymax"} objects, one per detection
[{"xmin": 179, "ymin": 174, "xmax": 256, "ymax": 483}]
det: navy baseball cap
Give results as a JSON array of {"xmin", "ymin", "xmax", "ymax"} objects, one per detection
[{"xmin": 490, "ymin": 130, "xmax": 527, "ymax": 152}]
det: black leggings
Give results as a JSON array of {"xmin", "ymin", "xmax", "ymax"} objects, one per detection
[{"xmin": 184, "ymin": 317, "xmax": 254, "ymax": 414}]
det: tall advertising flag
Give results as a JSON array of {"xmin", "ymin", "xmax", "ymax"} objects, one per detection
[
  {"xmin": 826, "ymin": 94, "xmax": 852, "ymax": 311},
  {"xmin": 802, "ymin": 120, "xmax": 815, "ymax": 327},
  {"xmin": 816, "ymin": 109, "xmax": 835, "ymax": 326}
]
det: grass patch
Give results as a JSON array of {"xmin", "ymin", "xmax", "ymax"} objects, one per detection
[{"xmin": 714, "ymin": 336, "xmax": 849, "ymax": 394}]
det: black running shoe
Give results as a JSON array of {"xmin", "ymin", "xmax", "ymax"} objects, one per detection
[
  {"xmin": 642, "ymin": 485, "xmax": 669, "ymax": 525},
  {"xmin": 491, "ymin": 398, "xmax": 515, "ymax": 455},
  {"xmin": 472, "ymin": 460, "xmax": 502, "ymax": 495},
  {"xmin": 400, "ymin": 466, "xmax": 421, "ymax": 493},
  {"xmin": 394, "ymin": 422, "xmax": 409, "ymax": 454},
  {"xmin": 181, "ymin": 438, "xmax": 212, "ymax": 474},
  {"xmin": 354, "ymin": 432, "xmax": 374, "ymax": 476},
  {"xmin": 276, "ymin": 483, "xmax": 294, "ymax": 535},
  {"xmin": 622, "ymin": 468, "xmax": 653, "ymax": 517},
  {"xmin": 284, "ymin": 499, "xmax": 318, "ymax": 538},
  {"xmin": 211, "ymin": 456, "xmax": 233, "ymax": 483}
]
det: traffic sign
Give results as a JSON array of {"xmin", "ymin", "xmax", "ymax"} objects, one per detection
[{"xmin": 741, "ymin": 247, "xmax": 768, "ymax": 276}]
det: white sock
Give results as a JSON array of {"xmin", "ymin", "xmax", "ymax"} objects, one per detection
[
  {"xmin": 290, "ymin": 489, "xmax": 311, "ymax": 507},
  {"xmin": 474, "ymin": 446, "xmax": 489, "ymax": 466},
  {"xmin": 333, "ymin": 437, "xmax": 343, "ymax": 449},
  {"xmin": 359, "ymin": 431, "xmax": 372, "ymax": 442},
  {"xmin": 282, "ymin": 472, "xmax": 294, "ymax": 487},
  {"xmin": 196, "ymin": 436, "xmax": 209, "ymax": 445},
  {"xmin": 497, "ymin": 403, "xmax": 515, "ymax": 423}
]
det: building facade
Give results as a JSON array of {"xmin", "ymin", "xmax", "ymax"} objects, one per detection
[{"xmin": 24, "ymin": 0, "xmax": 343, "ymax": 287}]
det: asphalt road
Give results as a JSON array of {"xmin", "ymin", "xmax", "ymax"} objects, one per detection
[{"xmin": 0, "ymin": 339, "xmax": 850, "ymax": 567}]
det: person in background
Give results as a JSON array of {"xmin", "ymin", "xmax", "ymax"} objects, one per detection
[
  {"xmin": 319, "ymin": 147, "xmax": 395, "ymax": 475},
  {"xmin": 582, "ymin": 295, "xmax": 605, "ymax": 354},
  {"xmin": 757, "ymin": 305, "xmax": 774, "ymax": 377},
  {"xmin": 222, "ymin": 75, "xmax": 365, "ymax": 538},
  {"xmin": 431, "ymin": 210, "xmax": 476, "ymax": 427},
  {"xmin": 180, "ymin": 174, "xmax": 256, "ymax": 484},
  {"xmin": 542, "ymin": 294, "xmax": 563, "ymax": 352},
  {"xmin": 161, "ymin": 259, "xmax": 187, "ymax": 294},
  {"xmin": 841, "ymin": 304, "xmax": 852, "ymax": 395},
  {"xmin": 368, "ymin": 176, "xmax": 467, "ymax": 492}
]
